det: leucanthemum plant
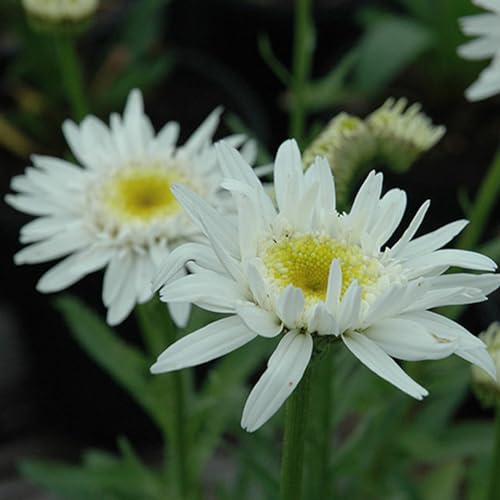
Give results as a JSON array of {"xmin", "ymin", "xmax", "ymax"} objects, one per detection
[
  {"xmin": 152, "ymin": 139, "xmax": 499, "ymax": 432},
  {"xmin": 6, "ymin": 89, "xmax": 255, "ymax": 326}
]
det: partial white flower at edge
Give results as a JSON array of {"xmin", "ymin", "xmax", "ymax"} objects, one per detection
[
  {"xmin": 457, "ymin": 0, "xmax": 500, "ymax": 101},
  {"xmin": 151, "ymin": 138, "xmax": 500, "ymax": 433},
  {"xmin": 6, "ymin": 89, "xmax": 256, "ymax": 327}
]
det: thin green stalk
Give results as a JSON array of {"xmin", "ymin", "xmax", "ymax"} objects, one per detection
[
  {"xmin": 442, "ymin": 149, "xmax": 500, "ymax": 321},
  {"xmin": 54, "ymin": 35, "xmax": 88, "ymax": 121},
  {"xmin": 289, "ymin": 0, "xmax": 314, "ymax": 146},
  {"xmin": 457, "ymin": 148, "xmax": 500, "ymax": 251},
  {"xmin": 488, "ymin": 404, "xmax": 500, "ymax": 500},
  {"xmin": 280, "ymin": 367, "xmax": 312, "ymax": 500},
  {"xmin": 135, "ymin": 300, "xmax": 190, "ymax": 500}
]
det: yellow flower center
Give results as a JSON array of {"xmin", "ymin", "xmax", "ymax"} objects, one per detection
[
  {"xmin": 262, "ymin": 234, "xmax": 379, "ymax": 302},
  {"xmin": 100, "ymin": 165, "xmax": 184, "ymax": 223}
]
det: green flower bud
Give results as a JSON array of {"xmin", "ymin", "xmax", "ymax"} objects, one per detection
[
  {"xmin": 471, "ymin": 323, "xmax": 500, "ymax": 408},
  {"xmin": 366, "ymin": 97, "xmax": 445, "ymax": 172},
  {"xmin": 302, "ymin": 113, "xmax": 377, "ymax": 206}
]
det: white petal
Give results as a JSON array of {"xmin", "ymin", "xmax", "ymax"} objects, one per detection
[
  {"xmin": 236, "ymin": 303, "xmax": 282, "ymax": 337},
  {"xmin": 37, "ymin": 246, "xmax": 112, "ymax": 292},
  {"xmin": 400, "ymin": 220, "xmax": 469, "ymax": 259},
  {"xmin": 342, "ymin": 331, "xmax": 428, "ymax": 399},
  {"xmin": 390, "ymin": 200, "xmax": 430, "ymax": 257},
  {"xmin": 241, "ymin": 331, "xmax": 313, "ymax": 432},
  {"xmin": 160, "ymin": 272, "xmax": 244, "ymax": 313},
  {"xmin": 183, "ymin": 107, "xmax": 222, "ymax": 153},
  {"xmin": 103, "ymin": 253, "xmax": 133, "ymax": 307},
  {"xmin": 338, "ymin": 281, "xmax": 362, "ymax": 333},
  {"xmin": 171, "ymin": 184, "xmax": 240, "ymax": 261},
  {"xmin": 151, "ymin": 315, "xmax": 256, "ymax": 372},
  {"xmin": 308, "ymin": 302, "xmax": 338, "ymax": 336},
  {"xmin": 14, "ymin": 228, "xmax": 90, "ymax": 264},
  {"xmin": 106, "ymin": 267, "xmax": 138, "ymax": 325},
  {"xmin": 365, "ymin": 318, "xmax": 456, "ymax": 361},
  {"xmin": 405, "ymin": 249, "xmax": 497, "ymax": 276},
  {"xmin": 273, "ymin": 139, "xmax": 303, "ymax": 215},
  {"xmin": 457, "ymin": 347, "xmax": 497, "ymax": 380},
  {"xmin": 152, "ymin": 242, "xmax": 221, "ymax": 292},
  {"xmin": 167, "ymin": 302, "xmax": 192, "ymax": 328},
  {"xmin": 276, "ymin": 286, "xmax": 305, "ymax": 327},
  {"xmin": 325, "ymin": 259, "xmax": 342, "ymax": 313}
]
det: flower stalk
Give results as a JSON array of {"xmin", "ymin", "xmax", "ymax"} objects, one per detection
[
  {"xmin": 54, "ymin": 34, "xmax": 88, "ymax": 121},
  {"xmin": 457, "ymin": 148, "xmax": 500, "ymax": 251},
  {"xmin": 290, "ymin": 0, "xmax": 314, "ymax": 146},
  {"xmin": 488, "ymin": 403, "xmax": 500, "ymax": 500},
  {"xmin": 136, "ymin": 300, "xmax": 190, "ymax": 500},
  {"xmin": 280, "ymin": 365, "xmax": 312, "ymax": 500}
]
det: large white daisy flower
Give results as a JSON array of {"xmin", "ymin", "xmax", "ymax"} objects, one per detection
[
  {"xmin": 6, "ymin": 89, "xmax": 255, "ymax": 326},
  {"xmin": 151, "ymin": 139, "xmax": 499, "ymax": 432},
  {"xmin": 458, "ymin": 0, "xmax": 500, "ymax": 101}
]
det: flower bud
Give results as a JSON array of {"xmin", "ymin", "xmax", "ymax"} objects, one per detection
[
  {"xmin": 366, "ymin": 98, "xmax": 445, "ymax": 172},
  {"xmin": 302, "ymin": 113, "xmax": 377, "ymax": 206},
  {"xmin": 22, "ymin": 0, "xmax": 98, "ymax": 33},
  {"xmin": 471, "ymin": 323, "xmax": 500, "ymax": 407}
]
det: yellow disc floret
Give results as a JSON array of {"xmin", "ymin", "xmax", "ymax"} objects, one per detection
[
  {"xmin": 262, "ymin": 233, "xmax": 379, "ymax": 303},
  {"xmin": 100, "ymin": 165, "xmax": 184, "ymax": 223}
]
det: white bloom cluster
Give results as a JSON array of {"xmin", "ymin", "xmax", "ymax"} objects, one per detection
[
  {"xmin": 22, "ymin": 0, "xmax": 99, "ymax": 22},
  {"xmin": 7, "ymin": 90, "xmax": 254, "ymax": 326},
  {"xmin": 152, "ymin": 139, "xmax": 499, "ymax": 432},
  {"xmin": 458, "ymin": 0, "xmax": 500, "ymax": 101}
]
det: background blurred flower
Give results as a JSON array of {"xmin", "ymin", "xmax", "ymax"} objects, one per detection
[
  {"xmin": 152, "ymin": 139, "xmax": 499, "ymax": 432},
  {"xmin": 22, "ymin": 0, "xmax": 99, "ymax": 23},
  {"xmin": 6, "ymin": 89, "xmax": 253, "ymax": 326},
  {"xmin": 472, "ymin": 322, "xmax": 500, "ymax": 406},
  {"xmin": 457, "ymin": 0, "xmax": 500, "ymax": 101},
  {"xmin": 366, "ymin": 97, "xmax": 445, "ymax": 172}
]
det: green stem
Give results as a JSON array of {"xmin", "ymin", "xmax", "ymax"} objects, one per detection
[
  {"xmin": 457, "ymin": 148, "xmax": 500, "ymax": 251},
  {"xmin": 488, "ymin": 404, "xmax": 500, "ymax": 500},
  {"xmin": 54, "ymin": 35, "xmax": 88, "ymax": 121},
  {"xmin": 309, "ymin": 349, "xmax": 333, "ymax": 499},
  {"xmin": 289, "ymin": 0, "xmax": 314, "ymax": 146},
  {"xmin": 135, "ymin": 300, "xmax": 190, "ymax": 500},
  {"xmin": 280, "ymin": 367, "xmax": 312, "ymax": 500},
  {"xmin": 442, "ymin": 149, "xmax": 500, "ymax": 321}
]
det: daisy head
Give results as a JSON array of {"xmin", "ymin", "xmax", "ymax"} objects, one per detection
[
  {"xmin": 152, "ymin": 139, "xmax": 499, "ymax": 432},
  {"xmin": 6, "ymin": 89, "xmax": 254, "ymax": 326},
  {"xmin": 457, "ymin": 0, "xmax": 500, "ymax": 101}
]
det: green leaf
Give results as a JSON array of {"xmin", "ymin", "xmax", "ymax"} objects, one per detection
[
  {"xmin": 20, "ymin": 441, "xmax": 164, "ymax": 500},
  {"xmin": 54, "ymin": 295, "xmax": 169, "ymax": 430},
  {"xmin": 419, "ymin": 461, "xmax": 465, "ymax": 500},
  {"xmin": 191, "ymin": 336, "xmax": 273, "ymax": 468},
  {"xmin": 353, "ymin": 14, "xmax": 433, "ymax": 94}
]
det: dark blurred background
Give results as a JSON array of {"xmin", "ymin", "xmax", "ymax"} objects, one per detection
[{"xmin": 1, "ymin": 0, "xmax": 500, "ymax": 498}]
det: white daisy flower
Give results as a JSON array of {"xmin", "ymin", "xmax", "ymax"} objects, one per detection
[
  {"xmin": 457, "ymin": 0, "xmax": 500, "ymax": 101},
  {"xmin": 22, "ymin": 0, "xmax": 99, "ymax": 23},
  {"xmin": 6, "ymin": 89, "xmax": 255, "ymax": 326},
  {"xmin": 151, "ymin": 139, "xmax": 499, "ymax": 432}
]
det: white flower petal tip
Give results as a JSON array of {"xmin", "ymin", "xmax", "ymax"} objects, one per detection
[
  {"xmin": 7, "ymin": 87, "xmax": 254, "ymax": 326},
  {"xmin": 151, "ymin": 316, "xmax": 257, "ymax": 374},
  {"xmin": 236, "ymin": 303, "xmax": 283, "ymax": 338},
  {"xmin": 342, "ymin": 331, "xmax": 429, "ymax": 400},
  {"xmin": 240, "ymin": 332, "xmax": 313, "ymax": 432}
]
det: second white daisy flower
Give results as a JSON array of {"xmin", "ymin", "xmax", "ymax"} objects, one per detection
[{"xmin": 6, "ymin": 89, "xmax": 254, "ymax": 326}]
